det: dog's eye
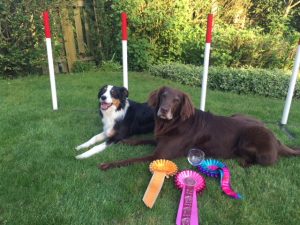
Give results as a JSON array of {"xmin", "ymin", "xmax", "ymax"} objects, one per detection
[
  {"xmin": 99, "ymin": 87, "xmax": 106, "ymax": 94},
  {"xmin": 174, "ymin": 97, "xmax": 180, "ymax": 103}
]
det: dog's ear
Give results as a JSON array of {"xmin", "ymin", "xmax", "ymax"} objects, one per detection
[
  {"xmin": 180, "ymin": 93, "xmax": 195, "ymax": 120},
  {"xmin": 119, "ymin": 87, "xmax": 129, "ymax": 109},
  {"xmin": 98, "ymin": 85, "xmax": 107, "ymax": 98},
  {"xmin": 148, "ymin": 87, "xmax": 164, "ymax": 108},
  {"xmin": 121, "ymin": 87, "xmax": 129, "ymax": 98},
  {"xmin": 148, "ymin": 90, "xmax": 159, "ymax": 108}
]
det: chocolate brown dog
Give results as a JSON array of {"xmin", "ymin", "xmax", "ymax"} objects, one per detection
[{"xmin": 99, "ymin": 86, "xmax": 300, "ymax": 170}]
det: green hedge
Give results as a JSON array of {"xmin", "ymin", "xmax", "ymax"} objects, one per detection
[
  {"xmin": 93, "ymin": 1, "xmax": 299, "ymax": 71},
  {"xmin": 149, "ymin": 63, "xmax": 300, "ymax": 99}
]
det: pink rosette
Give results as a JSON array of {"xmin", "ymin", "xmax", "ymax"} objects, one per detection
[{"xmin": 175, "ymin": 170, "xmax": 206, "ymax": 225}]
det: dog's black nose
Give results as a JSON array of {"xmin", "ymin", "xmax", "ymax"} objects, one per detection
[{"xmin": 101, "ymin": 95, "xmax": 107, "ymax": 101}]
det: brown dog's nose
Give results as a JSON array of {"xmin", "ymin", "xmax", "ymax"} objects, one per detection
[{"xmin": 160, "ymin": 107, "xmax": 168, "ymax": 114}]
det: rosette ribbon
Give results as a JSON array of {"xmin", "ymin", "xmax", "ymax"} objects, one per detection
[
  {"xmin": 198, "ymin": 159, "xmax": 242, "ymax": 199},
  {"xmin": 175, "ymin": 170, "xmax": 206, "ymax": 225},
  {"xmin": 143, "ymin": 159, "xmax": 178, "ymax": 208}
]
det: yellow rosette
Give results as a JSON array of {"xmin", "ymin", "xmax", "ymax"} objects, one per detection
[{"xmin": 143, "ymin": 159, "xmax": 178, "ymax": 208}]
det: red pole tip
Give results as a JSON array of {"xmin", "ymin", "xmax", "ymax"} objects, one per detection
[
  {"xmin": 43, "ymin": 11, "xmax": 51, "ymax": 38},
  {"xmin": 121, "ymin": 12, "xmax": 128, "ymax": 40},
  {"xmin": 206, "ymin": 14, "xmax": 213, "ymax": 44}
]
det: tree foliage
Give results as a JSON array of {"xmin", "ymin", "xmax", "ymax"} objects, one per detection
[
  {"xmin": 0, "ymin": 0, "xmax": 71, "ymax": 77},
  {"xmin": 88, "ymin": 0, "xmax": 300, "ymax": 71},
  {"xmin": 0, "ymin": 0, "xmax": 300, "ymax": 77}
]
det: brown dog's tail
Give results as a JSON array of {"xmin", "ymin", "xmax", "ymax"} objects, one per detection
[{"xmin": 278, "ymin": 144, "xmax": 300, "ymax": 156}]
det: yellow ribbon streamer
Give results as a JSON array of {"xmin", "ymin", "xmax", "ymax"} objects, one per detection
[{"xmin": 143, "ymin": 159, "xmax": 178, "ymax": 208}]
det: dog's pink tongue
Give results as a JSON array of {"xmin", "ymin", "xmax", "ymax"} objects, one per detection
[{"xmin": 101, "ymin": 102, "xmax": 111, "ymax": 110}]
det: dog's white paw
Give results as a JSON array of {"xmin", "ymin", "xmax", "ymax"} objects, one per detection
[
  {"xmin": 75, "ymin": 143, "xmax": 107, "ymax": 160},
  {"xmin": 75, "ymin": 154, "xmax": 86, "ymax": 160},
  {"xmin": 75, "ymin": 145, "xmax": 84, "ymax": 151}
]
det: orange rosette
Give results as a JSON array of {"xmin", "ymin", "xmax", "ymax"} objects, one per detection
[{"xmin": 143, "ymin": 159, "xmax": 178, "ymax": 208}]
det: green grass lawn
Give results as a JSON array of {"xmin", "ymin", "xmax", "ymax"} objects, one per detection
[{"xmin": 0, "ymin": 71, "xmax": 300, "ymax": 225}]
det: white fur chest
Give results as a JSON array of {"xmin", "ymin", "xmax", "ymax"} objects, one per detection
[{"xmin": 101, "ymin": 100, "xmax": 129, "ymax": 135}]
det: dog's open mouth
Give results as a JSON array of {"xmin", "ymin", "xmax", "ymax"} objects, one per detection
[
  {"xmin": 158, "ymin": 114, "xmax": 173, "ymax": 120},
  {"xmin": 101, "ymin": 102, "xmax": 113, "ymax": 110}
]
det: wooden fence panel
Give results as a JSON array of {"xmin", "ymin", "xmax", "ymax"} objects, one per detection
[
  {"xmin": 74, "ymin": 0, "xmax": 85, "ymax": 55},
  {"xmin": 61, "ymin": 7, "xmax": 77, "ymax": 72},
  {"xmin": 58, "ymin": 0, "xmax": 92, "ymax": 72}
]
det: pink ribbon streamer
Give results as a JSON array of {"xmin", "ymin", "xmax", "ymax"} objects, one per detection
[{"xmin": 175, "ymin": 170, "xmax": 206, "ymax": 225}]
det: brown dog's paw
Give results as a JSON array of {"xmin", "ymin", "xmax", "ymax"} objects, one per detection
[{"xmin": 98, "ymin": 163, "xmax": 112, "ymax": 171}]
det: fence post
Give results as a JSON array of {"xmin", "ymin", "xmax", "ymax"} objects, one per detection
[
  {"xmin": 74, "ymin": 0, "xmax": 85, "ymax": 55},
  {"xmin": 61, "ymin": 8, "xmax": 77, "ymax": 72}
]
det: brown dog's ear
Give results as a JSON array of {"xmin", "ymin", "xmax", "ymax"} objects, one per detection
[
  {"xmin": 148, "ymin": 89, "xmax": 159, "ymax": 108},
  {"xmin": 180, "ymin": 93, "xmax": 195, "ymax": 120},
  {"xmin": 148, "ymin": 87, "xmax": 164, "ymax": 108}
]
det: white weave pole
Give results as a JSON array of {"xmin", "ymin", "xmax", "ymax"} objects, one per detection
[
  {"xmin": 281, "ymin": 39, "xmax": 300, "ymax": 125},
  {"xmin": 200, "ymin": 14, "xmax": 213, "ymax": 111},
  {"xmin": 43, "ymin": 11, "xmax": 58, "ymax": 110},
  {"xmin": 121, "ymin": 12, "xmax": 128, "ymax": 89}
]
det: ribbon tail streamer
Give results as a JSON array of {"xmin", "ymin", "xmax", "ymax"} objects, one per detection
[
  {"xmin": 143, "ymin": 171, "xmax": 166, "ymax": 208},
  {"xmin": 177, "ymin": 186, "xmax": 199, "ymax": 225},
  {"xmin": 191, "ymin": 189, "xmax": 199, "ymax": 225},
  {"xmin": 176, "ymin": 186, "xmax": 186, "ymax": 225},
  {"xmin": 220, "ymin": 168, "xmax": 242, "ymax": 199}
]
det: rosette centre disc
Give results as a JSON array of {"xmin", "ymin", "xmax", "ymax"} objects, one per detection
[{"xmin": 184, "ymin": 177, "xmax": 196, "ymax": 186}]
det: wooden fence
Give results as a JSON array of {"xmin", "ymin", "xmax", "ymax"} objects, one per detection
[{"xmin": 55, "ymin": 0, "xmax": 93, "ymax": 73}]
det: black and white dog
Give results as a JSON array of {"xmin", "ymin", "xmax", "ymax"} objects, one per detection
[{"xmin": 75, "ymin": 85, "xmax": 154, "ymax": 159}]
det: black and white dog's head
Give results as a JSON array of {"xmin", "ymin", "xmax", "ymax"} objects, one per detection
[{"xmin": 98, "ymin": 85, "xmax": 129, "ymax": 113}]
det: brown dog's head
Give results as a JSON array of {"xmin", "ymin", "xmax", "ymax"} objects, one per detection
[{"xmin": 148, "ymin": 86, "xmax": 195, "ymax": 121}]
